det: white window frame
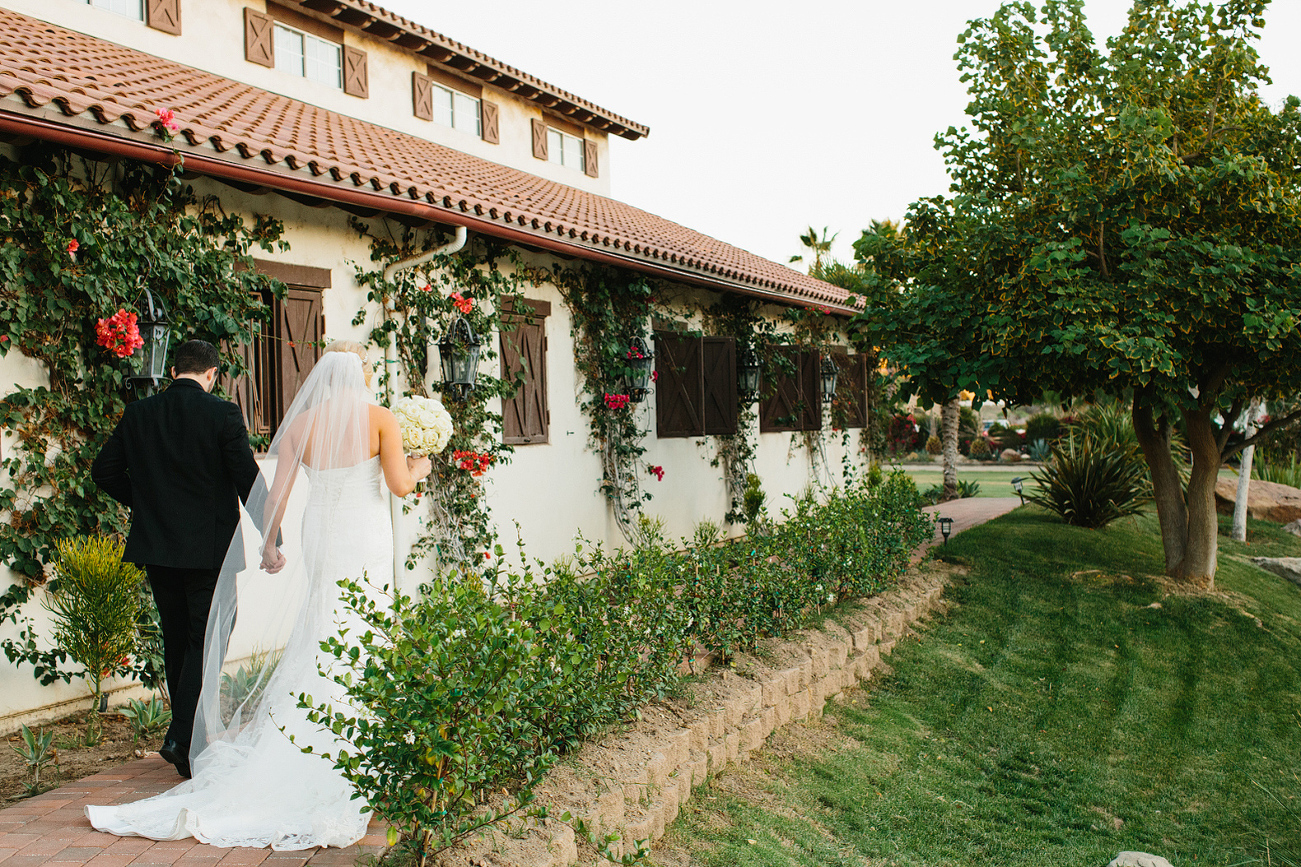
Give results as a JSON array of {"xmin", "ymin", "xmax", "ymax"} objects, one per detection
[
  {"xmin": 546, "ymin": 127, "xmax": 586, "ymax": 172},
  {"xmin": 87, "ymin": 0, "xmax": 143, "ymax": 20},
  {"xmin": 272, "ymin": 21, "xmax": 343, "ymax": 89},
  {"xmin": 431, "ymin": 83, "xmax": 482, "ymax": 137}
]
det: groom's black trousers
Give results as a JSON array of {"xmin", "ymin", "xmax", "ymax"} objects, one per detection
[{"xmin": 146, "ymin": 565, "xmax": 220, "ymax": 756}]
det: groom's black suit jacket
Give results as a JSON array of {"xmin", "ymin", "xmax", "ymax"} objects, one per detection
[{"xmin": 92, "ymin": 379, "xmax": 261, "ymax": 571}]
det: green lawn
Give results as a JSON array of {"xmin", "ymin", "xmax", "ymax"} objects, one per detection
[
  {"xmin": 656, "ymin": 508, "xmax": 1301, "ymax": 866},
  {"xmin": 901, "ymin": 468, "xmax": 1032, "ymax": 498}
]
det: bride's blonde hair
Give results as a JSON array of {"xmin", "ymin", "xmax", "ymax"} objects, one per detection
[{"xmin": 322, "ymin": 340, "xmax": 374, "ymax": 381}]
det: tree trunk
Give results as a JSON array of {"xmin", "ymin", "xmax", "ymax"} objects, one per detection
[
  {"xmin": 1132, "ymin": 400, "xmax": 1189, "ymax": 575},
  {"xmin": 941, "ymin": 397, "xmax": 959, "ymax": 501},
  {"xmin": 1232, "ymin": 399, "xmax": 1264, "ymax": 542},
  {"xmin": 1179, "ymin": 407, "xmax": 1221, "ymax": 590}
]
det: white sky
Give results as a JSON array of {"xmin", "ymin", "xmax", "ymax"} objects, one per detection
[{"xmin": 380, "ymin": 1, "xmax": 1301, "ymax": 270}]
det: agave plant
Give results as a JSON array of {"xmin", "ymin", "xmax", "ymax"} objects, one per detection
[
  {"xmin": 1026, "ymin": 439, "xmax": 1053, "ymax": 462},
  {"xmin": 120, "ymin": 696, "xmax": 172, "ymax": 745},
  {"xmin": 10, "ymin": 724, "xmax": 57, "ymax": 795},
  {"xmin": 1025, "ymin": 436, "xmax": 1149, "ymax": 529}
]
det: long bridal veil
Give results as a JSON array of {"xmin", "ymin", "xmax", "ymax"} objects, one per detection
[{"xmin": 89, "ymin": 349, "xmax": 392, "ymax": 849}]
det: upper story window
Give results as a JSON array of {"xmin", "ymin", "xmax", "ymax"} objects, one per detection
[
  {"xmin": 87, "ymin": 0, "xmax": 143, "ymax": 20},
  {"xmin": 432, "ymin": 83, "xmax": 481, "ymax": 136},
  {"xmin": 547, "ymin": 128, "xmax": 586, "ymax": 171},
  {"xmin": 274, "ymin": 23, "xmax": 342, "ymax": 89}
]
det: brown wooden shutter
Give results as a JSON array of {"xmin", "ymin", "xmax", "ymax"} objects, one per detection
[
  {"xmin": 481, "ymin": 101, "xmax": 500, "ymax": 144},
  {"xmin": 759, "ymin": 346, "xmax": 802, "ymax": 433},
  {"xmin": 500, "ymin": 300, "xmax": 550, "ymax": 445},
  {"xmin": 412, "ymin": 72, "xmax": 433, "ymax": 121},
  {"xmin": 655, "ymin": 333, "xmax": 703, "ymax": 438},
  {"xmin": 220, "ymin": 303, "xmax": 271, "ymax": 440},
  {"xmin": 146, "ymin": 0, "xmax": 181, "ymax": 34},
  {"xmin": 278, "ymin": 288, "xmax": 324, "ymax": 416},
  {"xmin": 342, "ymin": 45, "xmax": 368, "ymax": 98},
  {"xmin": 583, "ymin": 140, "xmax": 599, "ymax": 178},
  {"xmin": 702, "ymin": 337, "xmax": 737, "ymax": 435},
  {"xmin": 244, "ymin": 8, "xmax": 274, "ymax": 67},
  {"xmin": 799, "ymin": 350, "xmax": 823, "ymax": 431},
  {"xmin": 831, "ymin": 352, "xmax": 868, "ymax": 429},
  {"xmin": 531, "ymin": 119, "xmax": 548, "ymax": 160}
]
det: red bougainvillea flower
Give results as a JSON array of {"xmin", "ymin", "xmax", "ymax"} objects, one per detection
[
  {"xmin": 648, "ymin": 465, "xmax": 664, "ymax": 482},
  {"xmin": 651, "ymin": 370, "xmax": 658, "ymax": 382},
  {"xmin": 452, "ymin": 449, "xmax": 493, "ymax": 477},
  {"xmin": 603, "ymin": 393, "xmax": 631, "ymax": 411},
  {"xmin": 95, "ymin": 309, "xmax": 144, "ymax": 358},
  {"xmin": 420, "ymin": 284, "xmax": 432, "ymax": 293},
  {"xmin": 66, "ymin": 239, "xmax": 79, "ymax": 257},
  {"xmin": 626, "ymin": 344, "xmax": 644, "ymax": 359},
  {"xmin": 820, "ymin": 306, "xmax": 832, "ymax": 315},
  {"xmin": 449, "ymin": 291, "xmax": 474, "ymax": 315},
  {"xmin": 154, "ymin": 107, "xmax": 180, "ymax": 134}
]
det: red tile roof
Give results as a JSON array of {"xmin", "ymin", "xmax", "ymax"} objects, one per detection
[{"xmin": 0, "ymin": 8, "xmax": 851, "ymax": 310}]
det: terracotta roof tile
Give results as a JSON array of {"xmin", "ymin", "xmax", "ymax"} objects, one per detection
[{"xmin": 0, "ymin": 8, "xmax": 850, "ymax": 309}]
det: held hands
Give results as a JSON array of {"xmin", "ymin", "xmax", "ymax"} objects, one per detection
[
  {"xmin": 406, "ymin": 455, "xmax": 433, "ymax": 483},
  {"xmin": 261, "ymin": 545, "xmax": 287, "ymax": 574}
]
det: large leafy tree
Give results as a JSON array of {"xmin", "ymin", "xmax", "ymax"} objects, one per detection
[{"xmin": 857, "ymin": 0, "xmax": 1301, "ymax": 589}]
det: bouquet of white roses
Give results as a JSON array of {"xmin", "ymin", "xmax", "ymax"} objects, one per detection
[{"xmin": 391, "ymin": 394, "xmax": 454, "ymax": 456}]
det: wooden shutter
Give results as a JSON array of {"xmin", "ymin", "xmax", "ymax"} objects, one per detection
[
  {"xmin": 759, "ymin": 346, "xmax": 802, "ymax": 433},
  {"xmin": 799, "ymin": 350, "xmax": 822, "ymax": 431},
  {"xmin": 343, "ymin": 45, "xmax": 368, "ymax": 98},
  {"xmin": 655, "ymin": 333, "xmax": 703, "ymax": 438},
  {"xmin": 702, "ymin": 337, "xmax": 737, "ymax": 435},
  {"xmin": 412, "ymin": 72, "xmax": 433, "ymax": 120},
  {"xmin": 583, "ymin": 140, "xmax": 599, "ymax": 178},
  {"xmin": 278, "ymin": 288, "xmax": 324, "ymax": 416},
  {"xmin": 146, "ymin": 0, "xmax": 181, "ymax": 34},
  {"xmin": 500, "ymin": 300, "xmax": 550, "ymax": 445},
  {"xmin": 531, "ymin": 119, "xmax": 548, "ymax": 160},
  {"xmin": 221, "ymin": 303, "xmax": 271, "ymax": 440},
  {"xmin": 831, "ymin": 352, "xmax": 868, "ymax": 429},
  {"xmin": 244, "ymin": 8, "xmax": 274, "ymax": 67},
  {"xmin": 481, "ymin": 101, "xmax": 500, "ymax": 144}
]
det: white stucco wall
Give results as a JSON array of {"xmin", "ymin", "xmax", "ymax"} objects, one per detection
[
  {"xmin": 0, "ymin": 175, "xmax": 863, "ymax": 731},
  {"xmin": 0, "ymin": 0, "xmax": 615, "ymax": 195}
]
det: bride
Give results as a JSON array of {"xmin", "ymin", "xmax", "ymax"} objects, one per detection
[{"xmin": 87, "ymin": 341, "xmax": 432, "ymax": 849}]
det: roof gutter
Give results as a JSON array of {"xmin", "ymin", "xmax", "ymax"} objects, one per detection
[{"xmin": 0, "ymin": 111, "xmax": 857, "ymax": 316}]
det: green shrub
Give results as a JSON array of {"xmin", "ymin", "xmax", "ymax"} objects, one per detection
[
  {"xmin": 1025, "ymin": 438, "xmax": 1149, "ymax": 528},
  {"xmin": 968, "ymin": 436, "xmax": 992, "ymax": 459},
  {"xmin": 10, "ymin": 724, "xmax": 57, "ymax": 796},
  {"xmin": 1026, "ymin": 439, "xmax": 1053, "ymax": 462},
  {"xmin": 45, "ymin": 536, "xmax": 145, "ymax": 741},
  {"xmin": 120, "ymin": 695, "xmax": 171, "ymax": 745},
  {"xmin": 1025, "ymin": 412, "xmax": 1061, "ymax": 443},
  {"xmin": 1252, "ymin": 451, "xmax": 1301, "ymax": 488},
  {"xmin": 925, "ymin": 434, "xmax": 942, "ymax": 455}
]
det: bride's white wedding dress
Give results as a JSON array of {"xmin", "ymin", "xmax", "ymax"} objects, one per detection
[{"xmin": 88, "ymin": 353, "xmax": 393, "ymax": 850}]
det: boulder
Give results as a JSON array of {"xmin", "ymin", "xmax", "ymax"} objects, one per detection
[
  {"xmin": 1282, "ymin": 518, "xmax": 1301, "ymax": 537},
  {"xmin": 1000, "ymin": 449, "xmax": 1022, "ymax": 463},
  {"xmin": 1108, "ymin": 854, "xmax": 1174, "ymax": 867},
  {"xmin": 1251, "ymin": 557, "xmax": 1301, "ymax": 589},
  {"xmin": 1214, "ymin": 477, "xmax": 1301, "ymax": 524}
]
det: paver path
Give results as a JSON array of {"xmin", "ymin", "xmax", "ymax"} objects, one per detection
[
  {"xmin": 0, "ymin": 756, "xmax": 386, "ymax": 867},
  {"xmin": 2, "ymin": 498, "xmax": 1023, "ymax": 867}
]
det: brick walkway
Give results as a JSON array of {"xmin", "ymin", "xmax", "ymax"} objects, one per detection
[
  {"xmin": 919, "ymin": 496, "xmax": 1022, "ymax": 556},
  {"xmin": 0, "ymin": 756, "xmax": 386, "ymax": 867}
]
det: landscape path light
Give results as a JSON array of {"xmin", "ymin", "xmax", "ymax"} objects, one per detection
[
  {"xmin": 1011, "ymin": 476, "xmax": 1025, "ymax": 505},
  {"xmin": 937, "ymin": 516, "xmax": 954, "ymax": 545}
]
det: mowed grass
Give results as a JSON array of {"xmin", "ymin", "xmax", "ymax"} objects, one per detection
[
  {"xmin": 901, "ymin": 469, "xmax": 1031, "ymax": 498},
  {"xmin": 656, "ymin": 508, "xmax": 1301, "ymax": 867}
]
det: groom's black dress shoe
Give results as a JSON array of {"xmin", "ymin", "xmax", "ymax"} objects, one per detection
[{"xmin": 159, "ymin": 740, "xmax": 192, "ymax": 779}]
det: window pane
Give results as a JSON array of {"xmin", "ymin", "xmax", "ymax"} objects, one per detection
[
  {"xmin": 433, "ymin": 85, "xmax": 454, "ymax": 127},
  {"xmin": 90, "ymin": 0, "xmax": 144, "ymax": 19},
  {"xmin": 274, "ymin": 25, "xmax": 305, "ymax": 77},
  {"xmin": 452, "ymin": 92, "xmax": 480, "ymax": 136},
  {"xmin": 547, "ymin": 129, "xmax": 563, "ymax": 164},
  {"xmin": 303, "ymin": 34, "xmax": 341, "ymax": 88}
]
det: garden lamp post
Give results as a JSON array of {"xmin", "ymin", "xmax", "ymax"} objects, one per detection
[
  {"xmin": 437, "ymin": 316, "xmax": 481, "ymax": 400},
  {"xmin": 623, "ymin": 335, "xmax": 654, "ymax": 403},
  {"xmin": 937, "ymin": 516, "xmax": 954, "ymax": 545},
  {"xmin": 820, "ymin": 355, "xmax": 839, "ymax": 404},
  {"xmin": 737, "ymin": 346, "xmax": 762, "ymax": 402},
  {"xmin": 129, "ymin": 285, "xmax": 170, "ymax": 395},
  {"xmin": 1011, "ymin": 476, "xmax": 1025, "ymax": 505}
]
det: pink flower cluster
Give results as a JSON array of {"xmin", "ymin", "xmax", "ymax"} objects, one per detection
[
  {"xmin": 603, "ymin": 393, "xmax": 631, "ymax": 411},
  {"xmin": 626, "ymin": 344, "xmax": 644, "ymax": 360},
  {"xmin": 66, "ymin": 239, "xmax": 79, "ymax": 259},
  {"xmin": 95, "ymin": 309, "xmax": 144, "ymax": 359},
  {"xmin": 648, "ymin": 464, "xmax": 664, "ymax": 482},
  {"xmin": 154, "ymin": 108, "xmax": 180, "ymax": 140},
  {"xmin": 450, "ymin": 292, "xmax": 474, "ymax": 315}
]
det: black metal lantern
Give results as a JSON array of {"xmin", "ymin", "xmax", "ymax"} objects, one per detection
[
  {"xmin": 1011, "ymin": 476, "xmax": 1025, "ymax": 506},
  {"xmin": 737, "ymin": 346, "xmax": 762, "ymax": 402},
  {"xmin": 623, "ymin": 335, "xmax": 655, "ymax": 403},
  {"xmin": 128, "ymin": 285, "xmax": 171, "ymax": 393},
  {"xmin": 937, "ymin": 516, "xmax": 954, "ymax": 545},
  {"xmin": 437, "ymin": 317, "xmax": 482, "ymax": 400},
  {"xmin": 820, "ymin": 355, "xmax": 839, "ymax": 403}
]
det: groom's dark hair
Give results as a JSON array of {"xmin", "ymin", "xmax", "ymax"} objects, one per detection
[{"xmin": 173, "ymin": 340, "xmax": 220, "ymax": 375}]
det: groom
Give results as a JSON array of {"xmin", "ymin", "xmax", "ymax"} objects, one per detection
[{"xmin": 92, "ymin": 339, "xmax": 282, "ymax": 778}]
